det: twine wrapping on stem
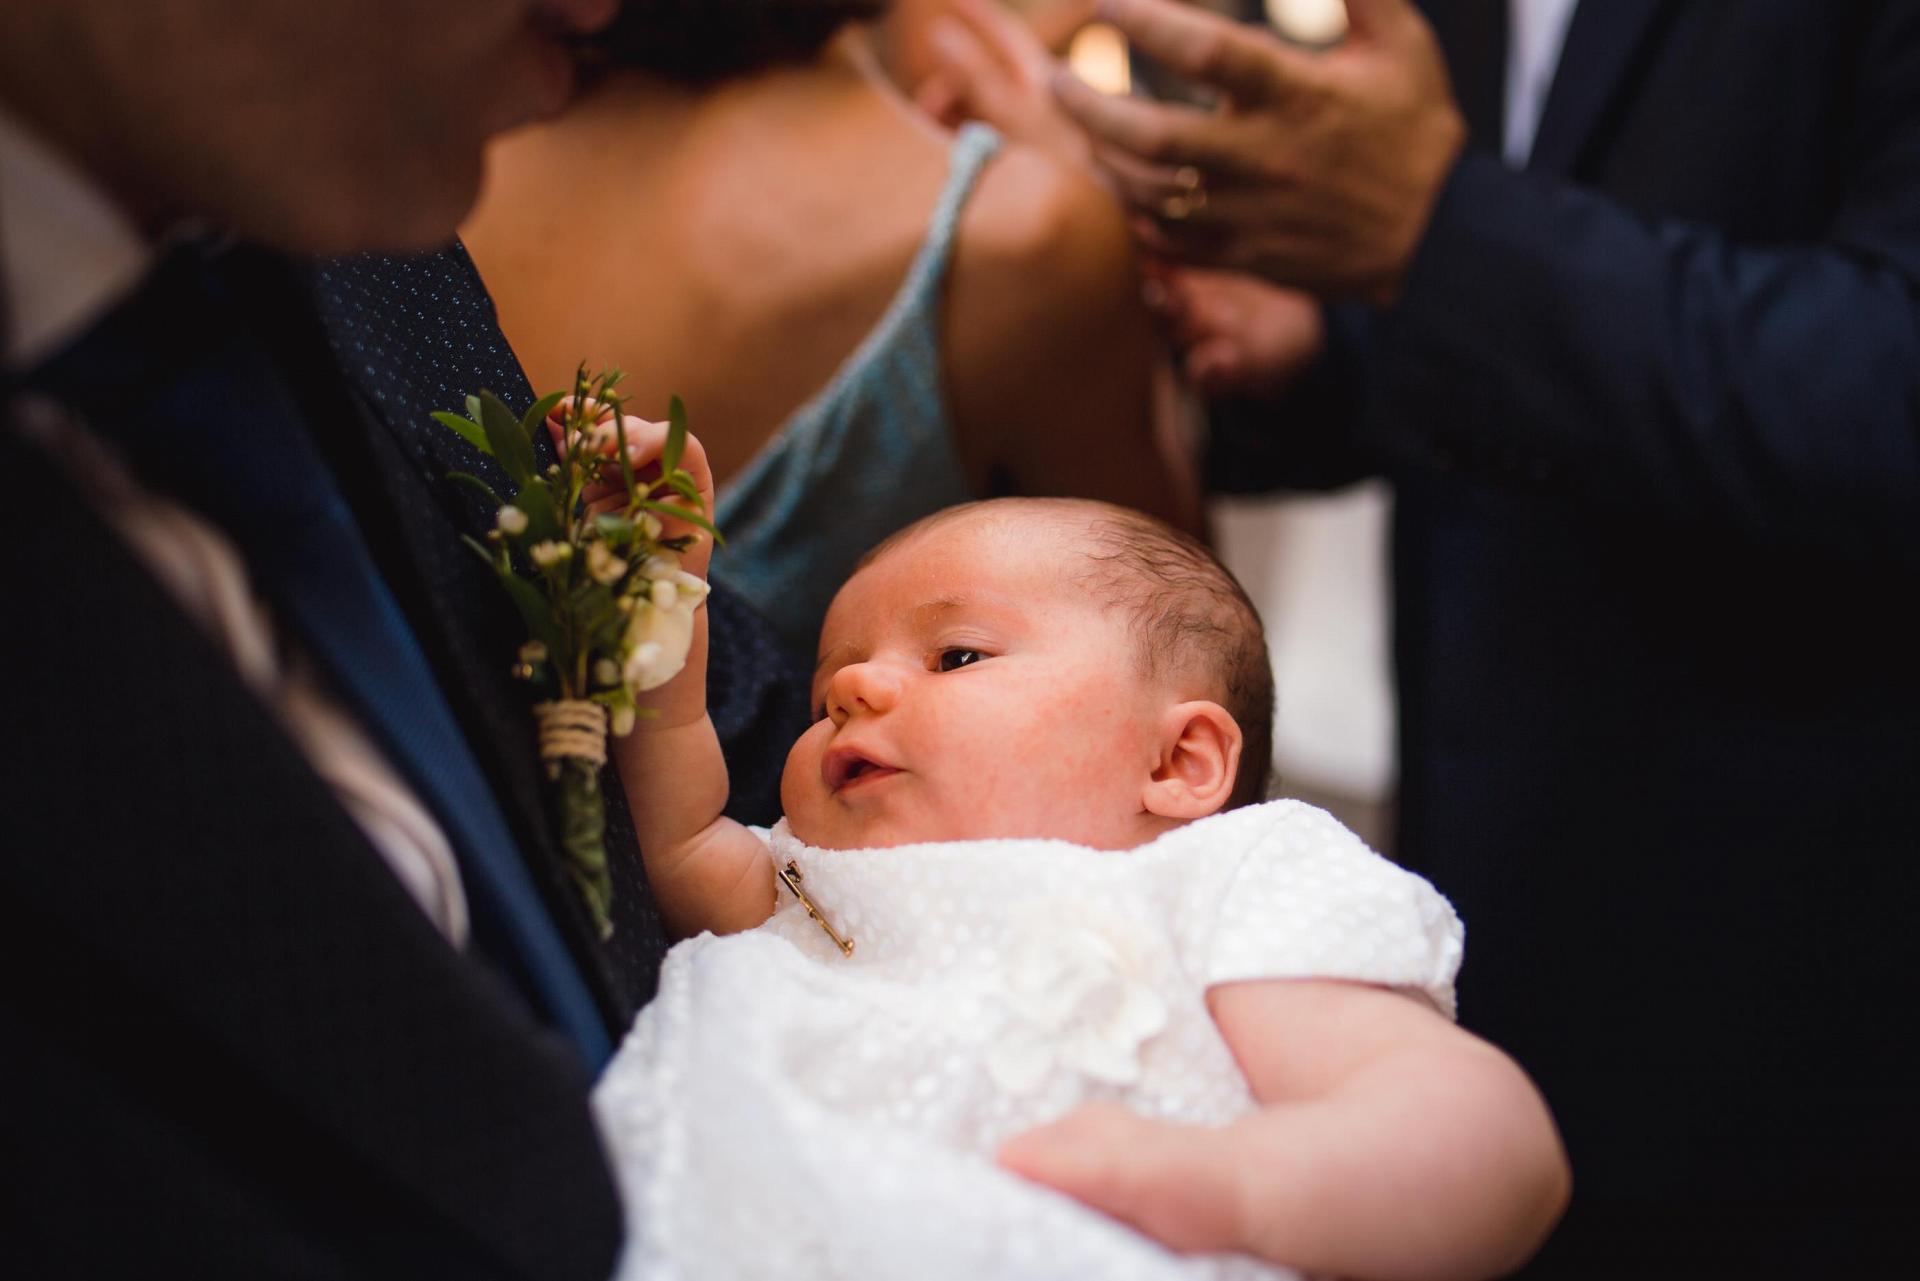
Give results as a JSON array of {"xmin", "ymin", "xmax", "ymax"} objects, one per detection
[
  {"xmin": 534, "ymin": 699, "xmax": 609, "ymax": 768},
  {"xmin": 533, "ymin": 699, "xmax": 615, "ymax": 939}
]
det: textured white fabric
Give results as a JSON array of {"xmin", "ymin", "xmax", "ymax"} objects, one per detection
[{"xmin": 593, "ymin": 800, "xmax": 1462, "ymax": 1279}]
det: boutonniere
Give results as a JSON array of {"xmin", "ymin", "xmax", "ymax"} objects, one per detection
[{"xmin": 433, "ymin": 368, "xmax": 717, "ymax": 938}]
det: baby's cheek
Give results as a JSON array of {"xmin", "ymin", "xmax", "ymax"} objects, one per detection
[{"xmin": 778, "ymin": 725, "xmax": 829, "ymax": 826}]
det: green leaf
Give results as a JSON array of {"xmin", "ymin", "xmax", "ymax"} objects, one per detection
[
  {"xmin": 665, "ymin": 469, "xmax": 702, "ymax": 506},
  {"xmin": 570, "ymin": 579, "xmax": 620, "ymax": 638},
  {"xmin": 594, "ymin": 513, "xmax": 637, "ymax": 546},
  {"xmin": 460, "ymin": 533, "xmax": 502, "ymax": 572},
  {"xmin": 478, "ymin": 389, "xmax": 537, "ymax": 486},
  {"xmin": 663, "ymin": 393, "xmax": 689, "ymax": 477},
  {"xmin": 614, "ymin": 404, "xmax": 638, "ymax": 501},
  {"xmin": 635, "ymin": 499, "xmax": 724, "ymax": 547},
  {"xmin": 498, "ymin": 567, "xmax": 560, "ymax": 655},
  {"xmin": 512, "ymin": 476, "xmax": 563, "ymax": 544},
  {"xmin": 431, "ymin": 411, "xmax": 491, "ymax": 456},
  {"xmin": 446, "ymin": 470, "xmax": 506, "ymax": 511},
  {"xmin": 521, "ymin": 389, "xmax": 566, "ymax": 439}
]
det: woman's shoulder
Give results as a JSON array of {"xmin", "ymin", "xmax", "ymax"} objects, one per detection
[
  {"xmin": 940, "ymin": 135, "xmax": 1182, "ymax": 521},
  {"xmin": 952, "ymin": 138, "xmax": 1143, "ymax": 325}
]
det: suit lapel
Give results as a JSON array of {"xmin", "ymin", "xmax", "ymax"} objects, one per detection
[
  {"xmin": 1525, "ymin": 0, "xmax": 1676, "ymax": 176},
  {"xmin": 288, "ymin": 247, "xmax": 666, "ymax": 1023}
]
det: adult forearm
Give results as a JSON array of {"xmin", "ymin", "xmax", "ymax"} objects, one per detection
[{"xmin": 1371, "ymin": 152, "xmax": 1920, "ymax": 562}]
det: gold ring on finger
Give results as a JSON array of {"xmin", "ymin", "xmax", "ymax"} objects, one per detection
[{"xmin": 1159, "ymin": 167, "xmax": 1208, "ymax": 221}]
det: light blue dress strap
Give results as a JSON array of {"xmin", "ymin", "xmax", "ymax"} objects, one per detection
[{"xmin": 713, "ymin": 123, "xmax": 1004, "ymax": 651}]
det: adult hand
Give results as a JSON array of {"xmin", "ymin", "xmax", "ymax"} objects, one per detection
[
  {"xmin": 1056, "ymin": 0, "xmax": 1466, "ymax": 304},
  {"xmin": 1147, "ymin": 265, "xmax": 1325, "ymax": 399},
  {"xmin": 917, "ymin": 0, "xmax": 1099, "ymax": 172},
  {"xmin": 999, "ymin": 1100, "xmax": 1247, "ymax": 1255}
]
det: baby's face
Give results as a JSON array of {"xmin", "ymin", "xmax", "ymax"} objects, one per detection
[{"xmin": 781, "ymin": 512, "xmax": 1173, "ymax": 851}]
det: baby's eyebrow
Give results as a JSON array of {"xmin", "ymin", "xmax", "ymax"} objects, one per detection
[{"xmin": 910, "ymin": 596, "xmax": 970, "ymax": 624}]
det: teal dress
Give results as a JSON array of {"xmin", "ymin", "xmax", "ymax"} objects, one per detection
[{"xmin": 711, "ymin": 124, "xmax": 1002, "ymax": 652}]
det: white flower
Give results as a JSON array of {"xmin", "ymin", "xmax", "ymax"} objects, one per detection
[
  {"xmin": 593, "ymin": 658, "xmax": 620, "ymax": 686},
  {"xmin": 638, "ymin": 513, "xmax": 664, "ymax": 539},
  {"xmin": 673, "ymin": 570, "xmax": 710, "ymax": 602},
  {"xmin": 639, "ymin": 553, "xmax": 680, "ymax": 582},
  {"xmin": 610, "ymin": 704, "xmax": 636, "ymax": 736},
  {"xmin": 621, "ymin": 593, "xmax": 698, "ymax": 692},
  {"xmin": 530, "ymin": 540, "xmax": 571, "ymax": 569},
  {"xmin": 495, "ymin": 505, "xmax": 528, "ymax": 536},
  {"xmin": 650, "ymin": 578, "xmax": 677, "ymax": 611},
  {"xmin": 586, "ymin": 540, "xmax": 625, "ymax": 586},
  {"xmin": 985, "ymin": 909, "xmax": 1168, "ymax": 1095}
]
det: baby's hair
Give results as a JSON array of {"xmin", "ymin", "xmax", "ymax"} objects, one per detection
[{"xmin": 860, "ymin": 499, "xmax": 1275, "ymax": 809}]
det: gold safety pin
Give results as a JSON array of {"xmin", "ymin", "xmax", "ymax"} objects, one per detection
[{"xmin": 777, "ymin": 861, "xmax": 855, "ymax": 957}]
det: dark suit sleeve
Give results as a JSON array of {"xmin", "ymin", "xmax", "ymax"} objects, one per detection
[
  {"xmin": 1364, "ymin": 9, "xmax": 1920, "ymax": 563},
  {"xmin": 1204, "ymin": 303, "xmax": 1379, "ymax": 496}
]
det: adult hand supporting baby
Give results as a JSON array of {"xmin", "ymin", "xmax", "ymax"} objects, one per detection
[
  {"xmin": 1053, "ymin": 0, "xmax": 1466, "ymax": 305},
  {"xmin": 999, "ymin": 978, "xmax": 1570, "ymax": 1280},
  {"xmin": 998, "ymin": 1100, "xmax": 1248, "ymax": 1255}
]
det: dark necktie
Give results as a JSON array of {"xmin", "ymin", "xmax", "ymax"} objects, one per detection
[{"xmin": 25, "ymin": 245, "xmax": 612, "ymax": 1069}]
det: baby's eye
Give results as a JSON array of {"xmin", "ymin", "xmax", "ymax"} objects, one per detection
[{"xmin": 936, "ymin": 648, "xmax": 984, "ymax": 672}]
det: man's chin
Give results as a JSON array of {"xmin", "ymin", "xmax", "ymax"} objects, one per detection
[{"xmin": 252, "ymin": 173, "xmax": 484, "ymax": 257}]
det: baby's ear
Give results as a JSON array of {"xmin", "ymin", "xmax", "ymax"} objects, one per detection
[{"xmin": 1143, "ymin": 701, "xmax": 1243, "ymax": 821}]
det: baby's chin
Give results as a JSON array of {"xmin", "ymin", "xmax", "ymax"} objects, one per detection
[
  {"xmin": 786, "ymin": 814, "xmax": 936, "ymax": 852},
  {"xmin": 788, "ymin": 808, "xmax": 1178, "ymax": 852}
]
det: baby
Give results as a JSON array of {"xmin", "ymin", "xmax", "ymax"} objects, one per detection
[{"xmin": 596, "ymin": 434, "xmax": 1568, "ymax": 1280}]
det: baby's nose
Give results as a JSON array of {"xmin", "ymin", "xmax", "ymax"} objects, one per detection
[{"xmin": 827, "ymin": 660, "xmax": 901, "ymax": 722}]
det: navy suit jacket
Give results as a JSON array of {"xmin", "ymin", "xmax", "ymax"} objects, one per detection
[
  {"xmin": 1, "ymin": 250, "xmax": 624, "ymax": 1276},
  {"xmin": 1213, "ymin": 2, "xmax": 1920, "ymax": 1273},
  {"xmin": 2, "ymin": 240, "xmax": 808, "ymax": 1274}
]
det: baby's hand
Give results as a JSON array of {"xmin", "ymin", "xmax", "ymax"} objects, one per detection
[
  {"xmin": 998, "ymin": 1101, "xmax": 1246, "ymax": 1256},
  {"xmin": 544, "ymin": 399, "xmax": 717, "ymax": 583},
  {"xmin": 545, "ymin": 401, "xmax": 717, "ymax": 731}
]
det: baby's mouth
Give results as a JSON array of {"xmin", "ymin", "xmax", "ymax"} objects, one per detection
[{"xmin": 823, "ymin": 747, "xmax": 902, "ymax": 794}]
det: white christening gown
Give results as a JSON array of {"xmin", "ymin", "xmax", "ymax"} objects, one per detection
[{"xmin": 592, "ymin": 800, "xmax": 1463, "ymax": 1280}]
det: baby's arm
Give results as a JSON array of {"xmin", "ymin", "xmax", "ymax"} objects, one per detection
[
  {"xmin": 1001, "ymin": 980, "xmax": 1569, "ymax": 1281},
  {"xmin": 611, "ymin": 633, "xmax": 776, "ymax": 941},
  {"xmin": 584, "ymin": 418, "xmax": 775, "ymax": 940}
]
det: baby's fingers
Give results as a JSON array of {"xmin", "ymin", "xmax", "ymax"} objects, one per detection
[{"xmin": 997, "ymin": 1101, "xmax": 1246, "ymax": 1255}]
